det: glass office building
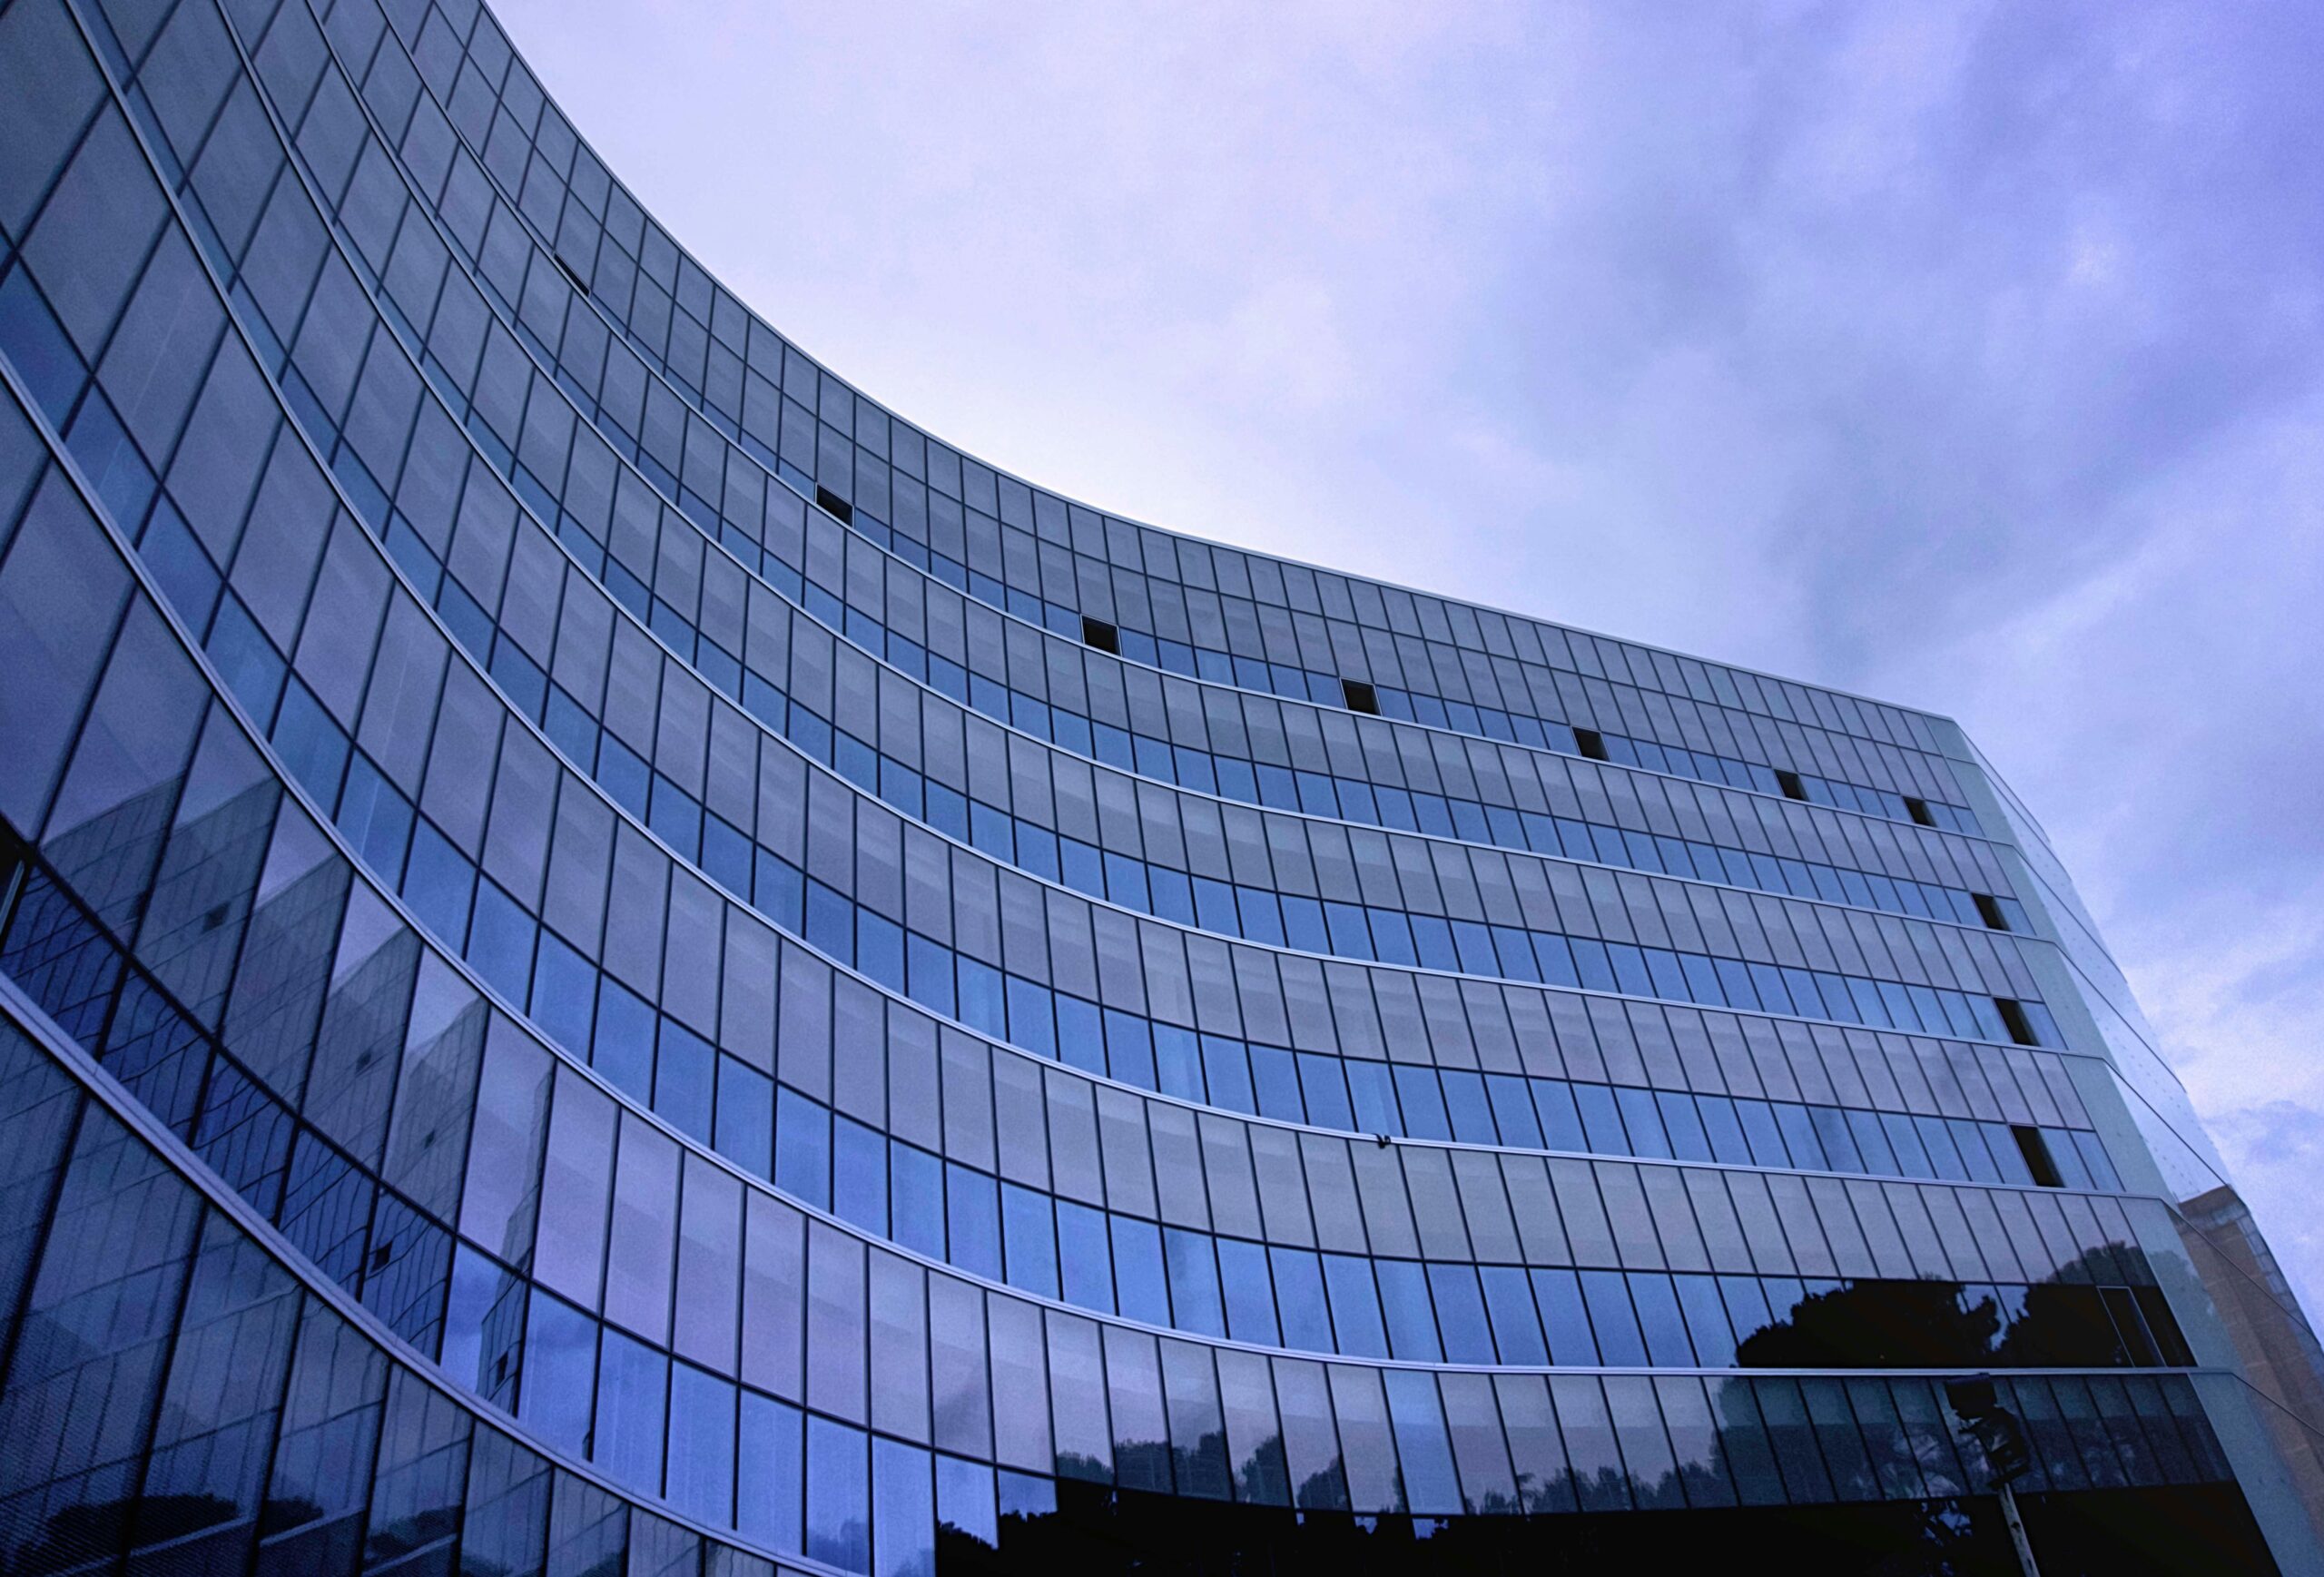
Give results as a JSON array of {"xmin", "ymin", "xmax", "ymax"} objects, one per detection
[{"xmin": 0, "ymin": 0, "xmax": 2319, "ymax": 1568}]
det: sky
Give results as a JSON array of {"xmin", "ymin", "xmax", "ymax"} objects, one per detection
[{"xmin": 495, "ymin": 0, "xmax": 2324, "ymax": 1324}]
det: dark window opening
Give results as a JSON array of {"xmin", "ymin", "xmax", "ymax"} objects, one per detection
[
  {"xmin": 1904, "ymin": 795, "xmax": 1936, "ymax": 827},
  {"xmin": 1572, "ymin": 727, "xmax": 1610, "ymax": 762},
  {"xmin": 2012, "ymin": 1125, "xmax": 2064, "ymax": 1188},
  {"xmin": 1776, "ymin": 769, "xmax": 1807, "ymax": 801},
  {"xmin": 1341, "ymin": 678, "xmax": 1379, "ymax": 715},
  {"xmin": 1080, "ymin": 616, "xmax": 1119, "ymax": 655},
  {"xmin": 814, "ymin": 486, "xmax": 854, "ymax": 524},
  {"xmin": 2103, "ymin": 1286, "xmax": 2162, "ymax": 1366},
  {"xmin": 2133, "ymin": 1285, "xmax": 2197, "ymax": 1365},
  {"xmin": 1974, "ymin": 892, "xmax": 2009, "ymax": 931},
  {"xmin": 370, "ymin": 1243, "xmax": 392, "ymax": 1273},
  {"xmin": 1994, "ymin": 998, "xmax": 2039, "ymax": 1047},
  {"xmin": 552, "ymin": 253, "xmax": 589, "ymax": 294}
]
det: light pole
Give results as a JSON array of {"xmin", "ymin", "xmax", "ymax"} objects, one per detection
[{"xmin": 1946, "ymin": 1374, "xmax": 2041, "ymax": 1577}]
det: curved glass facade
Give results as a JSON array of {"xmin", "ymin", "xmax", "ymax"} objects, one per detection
[{"xmin": 0, "ymin": 0, "xmax": 2318, "ymax": 1569}]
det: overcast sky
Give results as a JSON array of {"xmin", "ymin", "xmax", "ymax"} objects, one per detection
[{"xmin": 495, "ymin": 0, "xmax": 2324, "ymax": 1322}]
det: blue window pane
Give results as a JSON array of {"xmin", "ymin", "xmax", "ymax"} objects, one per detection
[
  {"xmin": 1916, "ymin": 1116, "xmax": 1968, "ymax": 1181},
  {"xmin": 1237, "ymin": 888, "xmax": 1285, "ymax": 947},
  {"xmin": 1570, "ymin": 939, "xmax": 1619, "ymax": 993},
  {"xmin": 906, "ymin": 932, "xmax": 953, "ymax": 1017},
  {"xmin": 401, "ymin": 820, "xmax": 474, "ymax": 944},
  {"xmin": 1576, "ymin": 1083, "xmax": 1630, "ymax": 1155},
  {"xmin": 1216, "ymin": 1237, "xmax": 1279, "ymax": 1345},
  {"xmin": 1856, "ymin": 1111, "xmax": 1908, "ymax": 1178},
  {"xmin": 1249, "ymin": 1047, "xmax": 1304, "ymax": 1122},
  {"xmin": 1382, "ymin": 1370, "xmax": 1462, "ymax": 1518},
  {"xmin": 272, "ymin": 680, "xmax": 349, "ymax": 804},
  {"xmin": 1450, "ymin": 921, "xmax": 1497, "ymax": 975},
  {"xmin": 1699, "ymin": 1097, "xmax": 1753, "ymax": 1165},
  {"xmin": 934, "ymin": 1456, "xmax": 996, "ymax": 1552},
  {"xmin": 805, "ymin": 1414, "xmax": 871, "ymax": 1573},
  {"xmin": 1676, "ymin": 1275, "xmax": 1738, "ymax": 1367},
  {"xmin": 957, "ymin": 956, "xmax": 1004, "ymax": 1039},
  {"xmin": 1323, "ymin": 901, "xmax": 1372, "ymax": 959},
  {"xmin": 592, "ymin": 1329, "xmax": 668, "ymax": 1493},
  {"xmin": 700, "ymin": 814, "xmax": 753, "ymax": 897},
  {"xmin": 204, "ymin": 596, "xmax": 285, "ymax": 724},
  {"xmin": 1002, "ymin": 1183, "xmax": 1059, "ymax": 1298},
  {"xmin": 1295, "ymin": 1053, "xmax": 1354, "ymax": 1131},
  {"xmin": 756, "ymin": 855, "xmax": 804, "ymax": 931},
  {"xmin": 1775, "ymin": 1104, "xmax": 1826, "ymax": 1169},
  {"xmin": 1104, "ymin": 1009, "xmax": 1155, "ymax": 1089},
  {"xmin": 808, "ymin": 877, "xmax": 864, "ymax": 961},
  {"xmin": 1058, "ymin": 1201, "xmax": 1115, "ymax": 1314},
  {"xmin": 655, "ymin": 1020, "xmax": 715, "ymax": 1145},
  {"xmin": 1532, "ymin": 1269, "xmax": 1600, "ymax": 1365},
  {"xmin": 739, "ymin": 1393, "xmax": 804, "ymax": 1552},
  {"xmin": 1808, "ymin": 1106, "xmax": 1863, "ymax": 1172},
  {"xmin": 714, "ymin": 1059, "xmax": 773, "ymax": 1178},
  {"xmin": 775, "ymin": 1089, "xmax": 831, "ymax": 1210},
  {"xmin": 1980, "ymin": 1125, "xmax": 2033, "ymax": 1188},
  {"xmin": 1428, "ymin": 1264, "xmax": 1495, "ymax": 1364},
  {"xmin": 1482, "ymin": 926, "xmax": 1547, "ymax": 986},
  {"xmin": 1102, "ymin": 851, "xmax": 1149, "ymax": 912},
  {"xmin": 874, "ymin": 1437, "xmax": 936, "ymax": 1577},
  {"xmin": 1154, "ymin": 1026, "xmax": 1204, "ymax": 1101},
  {"xmin": 1270, "ymin": 1248, "xmax": 1334, "ymax": 1354},
  {"xmin": 1480, "ymin": 1267, "xmax": 1547, "ymax": 1365},
  {"xmin": 529, "ymin": 931, "xmax": 596, "ymax": 1057},
  {"xmin": 945, "ymin": 1163, "xmax": 1002, "ymax": 1280},
  {"xmin": 1392, "ymin": 1066, "xmax": 1451, "ymax": 1141},
  {"xmin": 1881, "ymin": 1113, "xmax": 1932, "ymax": 1178},
  {"xmin": 1322, "ymin": 1255, "xmax": 1387, "ymax": 1359},
  {"xmin": 1581, "ymin": 1271, "xmax": 1649, "ymax": 1366},
  {"xmin": 667, "ymin": 1362, "xmax": 736, "ymax": 1529},
  {"xmin": 1535, "ymin": 1081, "xmax": 1588, "ymax": 1151},
  {"xmin": 1376, "ymin": 1259, "xmax": 1442, "ymax": 1361},
  {"xmin": 1059, "ymin": 837, "xmax": 1104, "ymax": 897},
  {"xmin": 1199, "ymin": 1036, "xmax": 1254, "ymax": 1115},
  {"xmin": 1631, "ymin": 1273, "xmax": 1697, "ymax": 1365},
  {"xmin": 1714, "ymin": 958, "xmax": 1759, "ymax": 1010},
  {"xmin": 1280, "ymin": 896, "xmax": 1327, "ymax": 953},
  {"xmin": 1442, "ymin": 1072, "xmax": 1498, "ymax": 1144},
  {"xmin": 1111, "ymin": 1217, "xmax": 1169, "ymax": 1327},
  {"xmin": 1056, "ymin": 996, "xmax": 1104, "ymax": 1076},
  {"xmin": 1346, "ymin": 1061, "xmax": 1399, "ymax": 1135},
  {"xmin": 1660, "ymin": 1093, "xmax": 1715, "ymax": 1163},
  {"xmin": 1193, "ymin": 878, "xmax": 1239, "ymax": 935},
  {"xmin": 833, "ymin": 1117, "xmax": 888, "ymax": 1234},
  {"xmin": 891, "ymin": 1146, "xmax": 944, "ymax": 1260},
  {"xmin": 1615, "ymin": 1086, "xmax": 1671, "ymax": 1158},
  {"xmin": 1163, "ymin": 1227, "xmax": 1226, "ymax": 1338},
  {"xmin": 1005, "ymin": 976, "xmax": 1056, "ymax": 1060},
  {"xmin": 1214, "ymin": 758, "xmax": 1258, "ymax": 803},
  {"xmin": 1738, "ymin": 1101, "xmax": 1791, "ymax": 1167},
  {"xmin": 1368, "ymin": 909, "xmax": 1416, "ymax": 967},
  {"xmin": 1722, "ymin": 1276, "xmax": 1778, "ymax": 1353},
  {"xmin": 520, "ymin": 1288, "xmax": 597, "ymax": 1458},
  {"xmin": 1410, "ymin": 917, "xmax": 1459, "ymax": 971},
  {"xmin": 1535, "ymin": 935, "xmax": 1582, "ymax": 990},
  {"xmin": 2073, "ymin": 1130, "xmax": 2122, "ymax": 1191},
  {"xmin": 592, "ymin": 978, "xmax": 655, "ymax": 1104},
  {"xmin": 1015, "ymin": 825, "xmax": 1058, "ymax": 882},
  {"xmin": 857, "ymin": 911, "xmax": 904, "ymax": 992}
]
